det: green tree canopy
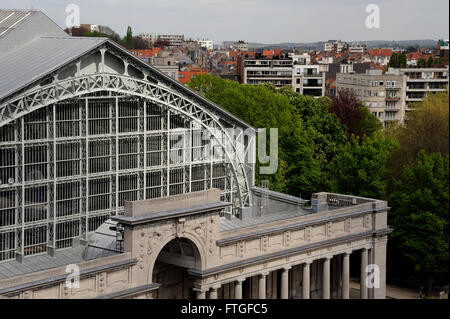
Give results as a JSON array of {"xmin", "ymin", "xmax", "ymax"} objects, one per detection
[
  {"xmin": 389, "ymin": 151, "xmax": 449, "ymax": 294},
  {"xmin": 328, "ymin": 133, "xmax": 398, "ymax": 199},
  {"xmin": 388, "ymin": 91, "xmax": 449, "ymax": 176}
]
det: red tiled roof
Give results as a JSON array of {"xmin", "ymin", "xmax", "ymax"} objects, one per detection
[
  {"xmin": 130, "ymin": 48, "xmax": 161, "ymax": 58},
  {"xmin": 367, "ymin": 49, "xmax": 393, "ymax": 57},
  {"xmin": 179, "ymin": 67, "xmax": 208, "ymax": 84}
]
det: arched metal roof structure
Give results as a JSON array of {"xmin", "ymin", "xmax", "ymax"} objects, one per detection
[{"xmin": 0, "ymin": 10, "xmax": 255, "ymax": 262}]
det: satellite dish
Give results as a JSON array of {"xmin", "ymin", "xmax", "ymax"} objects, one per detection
[{"xmin": 8, "ymin": 178, "xmax": 14, "ymax": 184}]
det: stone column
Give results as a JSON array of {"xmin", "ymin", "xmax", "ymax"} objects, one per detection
[
  {"xmin": 342, "ymin": 252, "xmax": 350, "ymax": 299},
  {"xmin": 196, "ymin": 290, "xmax": 206, "ymax": 299},
  {"xmin": 368, "ymin": 248, "xmax": 374, "ymax": 299},
  {"xmin": 360, "ymin": 248, "xmax": 368, "ymax": 299},
  {"xmin": 258, "ymin": 272, "xmax": 268, "ymax": 299},
  {"xmin": 302, "ymin": 262, "xmax": 311, "ymax": 299},
  {"xmin": 322, "ymin": 257, "xmax": 331, "ymax": 299},
  {"xmin": 209, "ymin": 285, "xmax": 220, "ymax": 299},
  {"xmin": 372, "ymin": 237, "xmax": 388, "ymax": 299},
  {"xmin": 281, "ymin": 267, "xmax": 291, "ymax": 299},
  {"xmin": 234, "ymin": 278, "xmax": 244, "ymax": 299}
]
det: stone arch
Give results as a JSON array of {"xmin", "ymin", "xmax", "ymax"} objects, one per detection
[{"xmin": 147, "ymin": 232, "xmax": 207, "ymax": 294}]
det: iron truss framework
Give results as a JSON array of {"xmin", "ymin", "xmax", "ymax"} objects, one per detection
[{"xmin": 0, "ymin": 44, "xmax": 253, "ymax": 261}]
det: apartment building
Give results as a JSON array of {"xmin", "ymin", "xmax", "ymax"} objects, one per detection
[
  {"xmin": 336, "ymin": 67, "xmax": 449, "ymax": 125},
  {"xmin": 324, "ymin": 40, "xmax": 347, "ymax": 54},
  {"xmin": 159, "ymin": 34, "xmax": 184, "ymax": 47},
  {"xmin": 241, "ymin": 56, "xmax": 293, "ymax": 88},
  {"xmin": 336, "ymin": 69, "xmax": 407, "ymax": 126},
  {"xmin": 392, "ymin": 67, "xmax": 449, "ymax": 112},
  {"xmin": 232, "ymin": 40, "xmax": 249, "ymax": 51},
  {"xmin": 293, "ymin": 65, "xmax": 326, "ymax": 96},
  {"xmin": 150, "ymin": 51, "xmax": 179, "ymax": 80},
  {"xmin": 348, "ymin": 43, "xmax": 367, "ymax": 54},
  {"xmin": 197, "ymin": 39, "xmax": 213, "ymax": 50},
  {"xmin": 289, "ymin": 52, "xmax": 311, "ymax": 65}
]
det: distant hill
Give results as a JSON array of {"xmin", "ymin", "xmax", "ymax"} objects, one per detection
[{"xmin": 227, "ymin": 39, "xmax": 439, "ymax": 50}]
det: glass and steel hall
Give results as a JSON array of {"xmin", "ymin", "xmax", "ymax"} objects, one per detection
[{"xmin": 0, "ymin": 10, "xmax": 254, "ymax": 262}]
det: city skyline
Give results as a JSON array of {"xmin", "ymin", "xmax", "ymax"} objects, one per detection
[{"xmin": 2, "ymin": 0, "xmax": 449, "ymax": 44}]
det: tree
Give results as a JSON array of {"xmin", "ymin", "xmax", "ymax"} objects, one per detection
[
  {"xmin": 328, "ymin": 133, "xmax": 397, "ymax": 199},
  {"xmin": 389, "ymin": 52, "xmax": 407, "ymax": 68},
  {"xmin": 417, "ymin": 58, "xmax": 427, "ymax": 67},
  {"xmin": 389, "ymin": 52, "xmax": 399, "ymax": 68},
  {"xmin": 427, "ymin": 56, "xmax": 434, "ymax": 67},
  {"xmin": 187, "ymin": 74, "xmax": 348, "ymax": 198},
  {"xmin": 125, "ymin": 26, "xmax": 133, "ymax": 49},
  {"xmin": 389, "ymin": 151, "xmax": 449, "ymax": 295},
  {"xmin": 388, "ymin": 91, "xmax": 449, "ymax": 176},
  {"xmin": 132, "ymin": 36, "xmax": 151, "ymax": 50},
  {"xmin": 329, "ymin": 89, "xmax": 381, "ymax": 138}
]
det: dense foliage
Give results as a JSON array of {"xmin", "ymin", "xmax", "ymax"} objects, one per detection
[{"xmin": 188, "ymin": 74, "xmax": 449, "ymax": 294}]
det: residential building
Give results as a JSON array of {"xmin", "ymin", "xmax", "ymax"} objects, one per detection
[
  {"xmin": 289, "ymin": 53, "xmax": 311, "ymax": 65},
  {"xmin": 391, "ymin": 67, "xmax": 449, "ymax": 113},
  {"xmin": 325, "ymin": 62, "xmax": 372, "ymax": 96},
  {"xmin": 241, "ymin": 55, "xmax": 293, "ymax": 88},
  {"xmin": 159, "ymin": 34, "xmax": 184, "ymax": 47},
  {"xmin": 150, "ymin": 51, "xmax": 179, "ymax": 80},
  {"xmin": 179, "ymin": 66, "xmax": 208, "ymax": 84},
  {"xmin": 139, "ymin": 33, "xmax": 159, "ymax": 46},
  {"xmin": 336, "ymin": 69, "xmax": 407, "ymax": 126},
  {"xmin": 232, "ymin": 40, "xmax": 248, "ymax": 51},
  {"xmin": 0, "ymin": 9, "xmax": 391, "ymax": 300},
  {"xmin": 197, "ymin": 39, "xmax": 213, "ymax": 50},
  {"xmin": 130, "ymin": 48, "xmax": 161, "ymax": 63},
  {"xmin": 367, "ymin": 49, "xmax": 393, "ymax": 66},
  {"xmin": 438, "ymin": 39, "xmax": 449, "ymax": 58},
  {"xmin": 348, "ymin": 43, "xmax": 367, "ymax": 54},
  {"xmin": 324, "ymin": 40, "xmax": 347, "ymax": 54},
  {"xmin": 293, "ymin": 65, "xmax": 326, "ymax": 96}
]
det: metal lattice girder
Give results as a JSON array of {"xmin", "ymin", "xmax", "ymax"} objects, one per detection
[{"xmin": 0, "ymin": 73, "xmax": 251, "ymax": 211}]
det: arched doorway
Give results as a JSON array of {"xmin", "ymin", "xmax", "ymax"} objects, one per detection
[{"xmin": 152, "ymin": 238, "xmax": 202, "ymax": 299}]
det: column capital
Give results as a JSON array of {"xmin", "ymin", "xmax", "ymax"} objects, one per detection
[
  {"xmin": 236, "ymin": 277, "xmax": 245, "ymax": 283},
  {"xmin": 259, "ymin": 271, "xmax": 270, "ymax": 277},
  {"xmin": 192, "ymin": 287, "xmax": 207, "ymax": 293},
  {"xmin": 324, "ymin": 255, "xmax": 333, "ymax": 261},
  {"xmin": 344, "ymin": 250, "xmax": 352, "ymax": 256},
  {"xmin": 303, "ymin": 259, "xmax": 313, "ymax": 265},
  {"xmin": 282, "ymin": 265, "xmax": 292, "ymax": 271},
  {"xmin": 211, "ymin": 284, "xmax": 221, "ymax": 290}
]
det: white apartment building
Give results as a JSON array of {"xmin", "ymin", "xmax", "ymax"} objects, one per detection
[
  {"xmin": 293, "ymin": 65, "xmax": 326, "ymax": 97},
  {"xmin": 390, "ymin": 67, "xmax": 449, "ymax": 112},
  {"xmin": 241, "ymin": 56, "xmax": 326, "ymax": 96},
  {"xmin": 336, "ymin": 67, "xmax": 449, "ymax": 126},
  {"xmin": 242, "ymin": 57, "xmax": 293, "ymax": 88},
  {"xmin": 336, "ymin": 70, "xmax": 407, "ymax": 126},
  {"xmin": 232, "ymin": 40, "xmax": 249, "ymax": 51},
  {"xmin": 289, "ymin": 53, "xmax": 311, "ymax": 65},
  {"xmin": 324, "ymin": 40, "xmax": 347, "ymax": 53},
  {"xmin": 197, "ymin": 39, "xmax": 213, "ymax": 50},
  {"xmin": 139, "ymin": 33, "xmax": 159, "ymax": 46},
  {"xmin": 159, "ymin": 34, "xmax": 185, "ymax": 47},
  {"xmin": 348, "ymin": 43, "xmax": 367, "ymax": 54}
]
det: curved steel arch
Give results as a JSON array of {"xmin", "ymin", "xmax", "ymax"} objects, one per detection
[{"xmin": 0, "ymin": 73, "xmax": 251, "ymax": 210}]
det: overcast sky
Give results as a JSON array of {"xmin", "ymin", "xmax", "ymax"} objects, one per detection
[{"xmin": 3, "ymin": 0, "xmax": 449, "ymax": 44}]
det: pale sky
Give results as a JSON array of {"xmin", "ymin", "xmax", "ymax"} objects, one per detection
[{"xmin": 2, "ymin": 0, "xmax": 449, "ymax": 44}]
